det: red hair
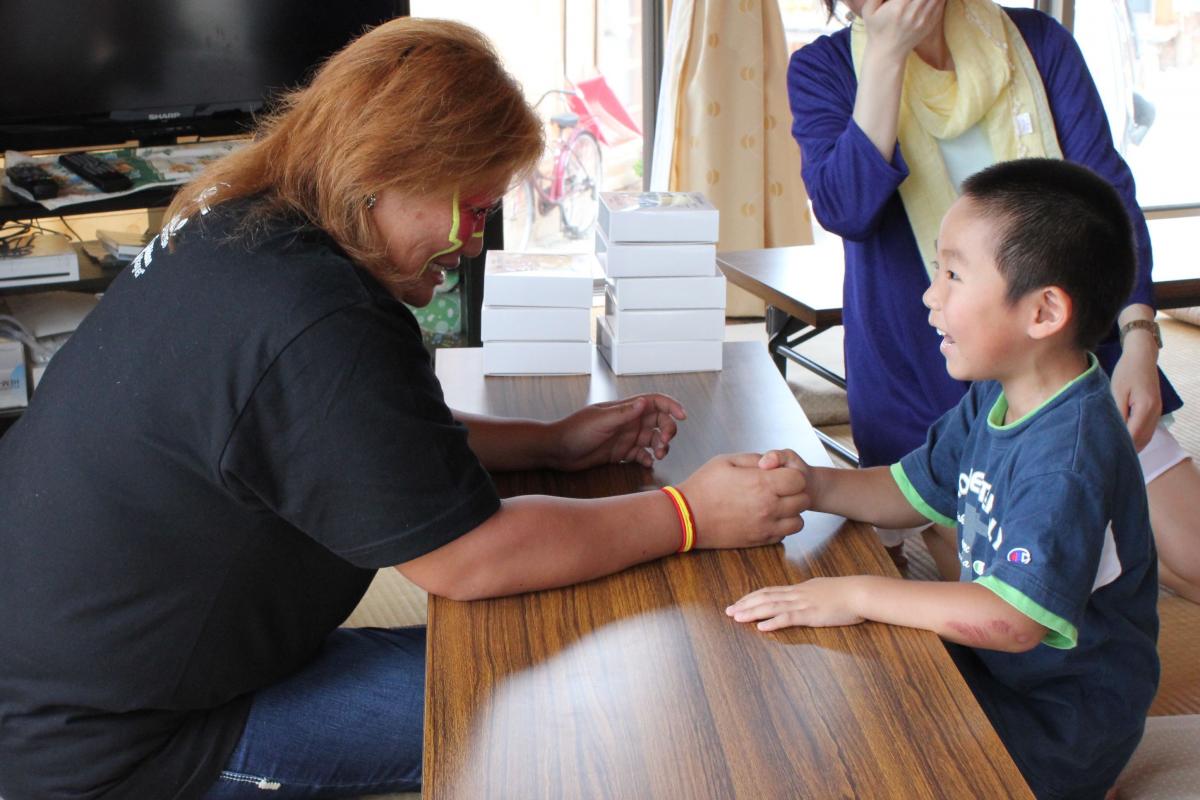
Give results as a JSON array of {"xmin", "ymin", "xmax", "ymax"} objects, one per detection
[{"xmin": 163, "ymin": 17, "xmax": 543, "ymax": 272}]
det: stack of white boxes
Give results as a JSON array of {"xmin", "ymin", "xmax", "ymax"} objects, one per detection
[
  {"xmin": 481, "ymin": 251, "xmax": 595, "ymax": 375},
  {"xmin": 595, "ymin": 191, "xmax": 725, "ymax": 375}
]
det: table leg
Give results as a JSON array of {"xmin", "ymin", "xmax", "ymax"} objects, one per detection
[{"xmin": 815, "ymin": 429, "xmax": 860, "ymax": 467}]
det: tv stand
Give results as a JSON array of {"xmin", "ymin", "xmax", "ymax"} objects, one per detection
[{"xmin": 0, "ymin": 183, "xmax": 179, "ymax": 226}]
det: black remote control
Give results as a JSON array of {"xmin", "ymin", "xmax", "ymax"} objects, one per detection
[
  {"xmin": 58, "ymin": 152, "xmax": 133, "ymax": 193},
  {"xmin": 5, "ymin": 162, "xmax": 59, "ymax": 200}
]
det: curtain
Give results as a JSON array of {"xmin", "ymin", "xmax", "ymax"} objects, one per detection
[{"xmin": 650, "ymin": 0, "xmax": 813, "ymax": 316}]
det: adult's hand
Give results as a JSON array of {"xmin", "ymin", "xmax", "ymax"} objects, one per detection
[
  {"xmin": 550, "ymin": 393, "xmax": 686, "ymax": 471},
  {"xmin": 678, "ymin": 453, "xmax": 810, "ymax": 549},
  {"xmin": 1110, "ymin": 333, "xmax": 1162, "ymax": 451},
  {"xmin": 860, "ymin": 0, "xmax": 947, "ymax": 61}
]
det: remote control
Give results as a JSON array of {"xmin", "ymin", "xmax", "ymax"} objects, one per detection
[
  {"xmin": 4, "ymin": 162, "xmax": 59, "ymax": 200},
  {"xmin": 57, "ymin": 152, "xmax": 133, "ymax": 193}
]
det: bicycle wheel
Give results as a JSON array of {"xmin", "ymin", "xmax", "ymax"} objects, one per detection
[
  {"xmin": 558, "ymin": 131, "xmax": 602, "ymax": 240},
  {"xmin": 502, "ymin": 180, "xmax": 535, "ymax": 252}
]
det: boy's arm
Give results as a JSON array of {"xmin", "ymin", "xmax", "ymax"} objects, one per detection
[
  {"xmin": 759, "ymin": 450, "xmax": 932, "ymax": 529},
  {"xmin": 726, "ymin": 575, "xmax": 1049, "ymax": 654}
]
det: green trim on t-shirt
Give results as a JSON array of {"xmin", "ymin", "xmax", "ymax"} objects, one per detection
[
  {"xmin": 890, "ymin": 462, "xmax": 956, "ymax": 528},
  {"xmin": 976, "ymin": 575, "xmax": 1077, "ymax": 649},
  {"xmin": 987, "ymin": 353, "xmax": 1100, "ymax": 429}
]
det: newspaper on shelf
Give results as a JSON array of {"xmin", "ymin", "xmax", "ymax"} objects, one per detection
[{"xmin": 3, "ymin": 142, "xmax": 244, "ymax": 211}]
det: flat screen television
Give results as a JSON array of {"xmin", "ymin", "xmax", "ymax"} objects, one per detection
[{"xmin": 0, "ymin": 0, "xmax": 409, "ymax": 152}]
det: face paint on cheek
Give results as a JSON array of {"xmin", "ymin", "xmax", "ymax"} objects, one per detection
[{"xmin": 418, "ymin": 189, "xmax": 466, "ymax": 278}]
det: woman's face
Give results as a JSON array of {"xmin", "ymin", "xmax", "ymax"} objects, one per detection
[{"xmin": 368, "ymin": 186, "xmax": 502, "ymax": 307}]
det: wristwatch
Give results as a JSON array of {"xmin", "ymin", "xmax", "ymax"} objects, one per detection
[{"xmin": 1119, "ymin": 319, "xmax": 1163, "ymax": 349}]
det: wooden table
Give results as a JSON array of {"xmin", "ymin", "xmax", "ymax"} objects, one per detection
[{"xmin": 426, "ymin": 341, "xmax": 1031, "ymax": 800}]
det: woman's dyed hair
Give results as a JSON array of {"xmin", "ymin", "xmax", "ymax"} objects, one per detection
[{"xmin": 162, "ymin": 17, "xmax": 544, "ymax": 272}]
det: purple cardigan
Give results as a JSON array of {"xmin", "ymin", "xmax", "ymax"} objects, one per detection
[{"xmin": 788, "ymin": 7, "xmax": 1181, "ymax": 467}]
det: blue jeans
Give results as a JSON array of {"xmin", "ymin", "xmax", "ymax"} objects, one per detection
[{"xmin": 201, "ymin": 627, "xmax": 424, "ymax": 799}]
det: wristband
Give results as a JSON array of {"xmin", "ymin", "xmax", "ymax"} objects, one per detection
[
  {"xmin": 1119, "ymin": 318, "xmax": 1162, "ymax": 349},
  {"xmin": 661, "ymin": 486, "xmax": 696, "ymax": 553}
]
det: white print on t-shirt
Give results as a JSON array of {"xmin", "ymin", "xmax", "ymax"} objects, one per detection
[
  {"xmin": 958, "ymin": 469, "xmax": 1006, "ymax": 571},
  {"xmin": 131, "ymin": 184, "xmax": 221, "ymax": 279}
]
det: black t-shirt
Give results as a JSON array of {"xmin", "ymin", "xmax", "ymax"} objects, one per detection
[{"xmin": 0, "ymin": 201, "xmax": 500, "ymax": 800}]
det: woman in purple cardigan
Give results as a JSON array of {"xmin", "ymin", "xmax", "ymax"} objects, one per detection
[{"xmin": 789, "ymin": 0, "xmax": 1200, "ymax": 601}]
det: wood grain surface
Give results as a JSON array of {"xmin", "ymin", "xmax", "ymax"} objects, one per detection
[{"xmin": 427, "ymin": 342, "xmax": 1031, "ymax": 799}]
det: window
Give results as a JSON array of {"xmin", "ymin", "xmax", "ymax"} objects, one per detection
[
  {"xmin": 1073, "ymin": 0, "xmax": 1200, "ymax": 209},
  {"xmin": 411, "ymin": 0, "xmax": 645, "ymax": 255}
]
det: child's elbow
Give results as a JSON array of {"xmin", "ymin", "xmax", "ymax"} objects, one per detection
[{"xmin": 998, "ymin": 620, "xmax": 1049, "ymax": 653}]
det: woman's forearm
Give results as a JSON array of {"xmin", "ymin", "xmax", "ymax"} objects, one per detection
[
  {"xmin": 852, "ymin": 42, "xmax": 908, "ymax": 161},
  {"xmin": 397, "ymin": 491, "xmax": 680, "ymax": 600},
  {"xmin": 453, "ymin": 410, "xmax": 554, "ymax": 471}
]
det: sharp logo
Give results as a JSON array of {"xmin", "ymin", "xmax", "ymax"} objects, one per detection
[{"xmin": 148, "ymin": 111, "xmax": 182, "ymax": 121}]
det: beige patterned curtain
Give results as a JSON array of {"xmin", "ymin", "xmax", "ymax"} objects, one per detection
[{"xmin": 650, "ymin": 0, "xmax": 813, "ymax": 316}]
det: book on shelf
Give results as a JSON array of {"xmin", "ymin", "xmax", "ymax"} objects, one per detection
[
  {"xmin": 481, "ymin": 305, "xmax": 591, "ymax": 343},
  {"xmin": 596, "ymin": 317, "xmax": 722, "ymax": 376},
  {"xmin": 594, "ymin": 227, "xmax": 716, "ymax": 278},
  {"xmin": 0, "ymin": 235, "xmax": 79, "ymax": 287},
  {"xmin": 482, "ymin": 340, "xmax": 592, "ymax": 376},
  {"xmin": 598, "ymin": 191, "xmax": 719, "ymax": 244},
  {"xmin": 482, "ymin": 251, "xmax": 596, "ymax": 308},
  {"xmin": 604, "ymin": 272, "xmax": 726, "ymax": 311}
]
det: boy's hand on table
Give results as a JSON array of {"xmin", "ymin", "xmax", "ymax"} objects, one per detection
[{"xmin": 725, "ymin": 577, "xmax": 866, "ymax": 631}]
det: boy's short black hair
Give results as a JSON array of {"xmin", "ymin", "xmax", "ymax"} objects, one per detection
[{"xmin": 961, "ymin": 158, "xmax": 1136, "ymax": 349}]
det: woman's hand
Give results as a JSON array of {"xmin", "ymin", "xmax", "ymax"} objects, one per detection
[
  {"xmin": 1110, "ymin": 330, "xmax": 1162, "ymax": 451},
  {"xmin": 860, "ymin": 0, "xmax": 947, "ymax": 61},
  {"xmin": 726, "ymin": 577, "xmax": 866, "ymax": 631},
  {"xmin": 678, "ymin": 452, "xmax": 810, "ymax": 549},
  {"xmin": 550, "ymin": 393, "xmax": 686, "ymax": 471}
]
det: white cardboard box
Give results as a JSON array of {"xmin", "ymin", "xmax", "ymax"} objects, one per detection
[
  {"xmin": 483, "ymin": 341, "xmax": 592, "ymax": 375},
  {"xmin": 595, "ymin": 227, "xmax": 716, "ymax": 278},
  {"xmin": 0, "ymin": 337, "xmax": 28, "ymax": 409},
  {"xmin": 483, "ymin": 251, "xmax": 596, "ymax": 308},
  {"xmin": 0, "ymin": 235, "xmax": 79, "ymax": 288},
  {"xmin": 605, "ymin": 290, "xmax": 725, "ymax": 342},
  {"xmin": 598, "ymin": 192, "xmax": 719, "ymax": 243},
  {"xmin": 605, "ymin": 273, "xmax": 727, "ymax": 311},
  {"xmin": 596, "ymin": 317, "xmax": 722, "ymax": 375},
  {"xmin": 481, "ymin": 305, "xmax": 591, "ymax": 342}
]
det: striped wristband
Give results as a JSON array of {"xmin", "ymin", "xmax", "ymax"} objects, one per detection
[{"xmin": 661, "ymin": 485, "xmax": 696, "ymax": 553}]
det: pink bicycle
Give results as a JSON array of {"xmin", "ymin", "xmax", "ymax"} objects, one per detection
[{"xmin": 504, "ymin": 88, "xmax": 604, "ymax": 251}]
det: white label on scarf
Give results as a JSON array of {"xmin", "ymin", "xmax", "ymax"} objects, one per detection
[{"xmin": 1015, "ymin": 113, "xmax": 1033, "ymax": 136}]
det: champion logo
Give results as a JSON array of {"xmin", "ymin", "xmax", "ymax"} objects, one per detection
[{"xmin": 1007, "ymin": 547, "xmax": 1032, "ymax": 565}]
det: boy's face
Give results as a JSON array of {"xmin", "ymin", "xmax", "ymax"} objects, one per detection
[{"xmin": 923, "ymin": 197, "xmax": 1034, "ymax": 382}]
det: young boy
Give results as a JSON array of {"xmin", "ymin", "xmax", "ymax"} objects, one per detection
[{"xmin": 728, "ymin": 158, "xmax": 1159, "ymax": 800}]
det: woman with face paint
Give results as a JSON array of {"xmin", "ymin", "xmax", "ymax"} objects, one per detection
[
  {"xmin": 0, "ymin": 18, "xmax": 812, "ymax": 800},
  {"xmin": 788, "ymin": 0, "xmax": 1200, "ymax": 601}
]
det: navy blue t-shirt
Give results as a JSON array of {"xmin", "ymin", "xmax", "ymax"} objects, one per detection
[
  {"xmin": 0, "ymin": 200, "xmax": 500, "ymax": 799},
  {"xmin": 892, "ymin": 358, "xmax": 1158, "ymax": 799}
]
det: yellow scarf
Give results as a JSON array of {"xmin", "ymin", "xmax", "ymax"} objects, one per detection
[{"xmin": 850, "ymin": 0, "xmax": 1062, "ymax": 278}]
